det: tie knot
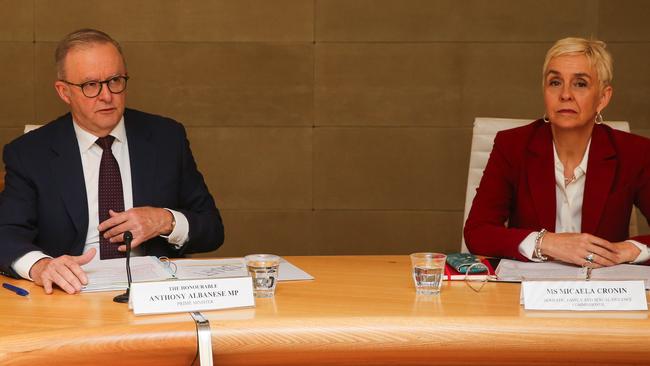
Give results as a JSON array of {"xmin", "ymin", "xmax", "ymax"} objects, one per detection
[{"xmin": 96, "ymin": 135, "xmax": 115, "ymax": 150}]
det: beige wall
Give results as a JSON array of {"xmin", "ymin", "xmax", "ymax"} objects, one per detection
[{"xmin": 1, "ymin": 0, "xmax": 649, "ymax": 257}]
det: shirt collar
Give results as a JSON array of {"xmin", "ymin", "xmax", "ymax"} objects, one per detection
[{"xmin": 72, "ymin": 116, "xmax": 127, "ymax": 152}]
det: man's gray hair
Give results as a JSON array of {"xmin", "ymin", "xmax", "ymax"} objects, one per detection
[{"xmin": 55, "ymin": 28, "xmax": 125, "ymax": 79}]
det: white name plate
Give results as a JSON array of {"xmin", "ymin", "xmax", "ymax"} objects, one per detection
[
  {"xmin": 130, "ymin": 277, "xmax": 255, "ymax": 315},
  {"xmin": 522, "ymin": 280, "xmax": 648, "ymax": 311}
]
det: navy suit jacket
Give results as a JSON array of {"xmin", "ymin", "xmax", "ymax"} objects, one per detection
[
  {"xmin": 0, "ymin": 108, "xmax": 224, "ymax": 277},
  {"xmin": 464, "ymin": 120, "xmax": 650, "ymax": 262}
]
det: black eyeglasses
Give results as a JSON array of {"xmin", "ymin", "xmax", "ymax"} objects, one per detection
[{"xmin": 60, "ymin": 75, "xmax": 129, "ymax": 98}]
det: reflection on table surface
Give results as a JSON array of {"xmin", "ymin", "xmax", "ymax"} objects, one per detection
[{"xmin": 2, "ymin": 255, "xmax": 649, "ymax": 366}]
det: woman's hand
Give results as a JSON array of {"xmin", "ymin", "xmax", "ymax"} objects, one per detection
[
  {"xmin": 610, "ymin": 241, "xmax": 642, "ymax": 263},
  {"xmin": 540, "ymin": 232, "xmax": 638, "ymax": 267}
]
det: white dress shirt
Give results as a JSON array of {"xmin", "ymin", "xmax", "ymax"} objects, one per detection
[
  {"xmin": 11, "ymin": 117, "xmax": 190, "ymax": 280},
  {"xmin": 519, "ymin": 140, "xmax": 650, "ymax": 263}
]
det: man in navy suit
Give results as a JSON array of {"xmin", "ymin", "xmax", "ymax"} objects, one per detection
[{"xmin": 0, "ymin": 29, "xmax": 224, "ymax": 294}]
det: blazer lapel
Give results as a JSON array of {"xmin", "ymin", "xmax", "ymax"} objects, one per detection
[
  {"xmin": 124, "ymin": 110, "xmax": 156, "ymax": 208},
  {"xmin": 526, "ymin": 122, "xmax": 556, "ymax": 231},
  {"xmin": 581, "ymin": 125, "xmax": 616, "ymax": 234},
  {"xmin": 49, "ymin": 115, "xmax": 88, "ymax": 246}
]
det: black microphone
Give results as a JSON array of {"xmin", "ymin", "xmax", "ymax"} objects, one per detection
[{"xmin": 113, "ymin": 231, "xmax": 133, "ymax": 304}]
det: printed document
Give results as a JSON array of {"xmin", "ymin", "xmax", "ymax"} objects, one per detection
[
  {"xmin": 496, "ymin": 259, "xmax": 650, "ymax": 289},
  {"xmin": 81, "ymin": 256, "xmax": 313, "ymax": 292}
]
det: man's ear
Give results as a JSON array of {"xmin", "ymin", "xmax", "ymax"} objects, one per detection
[{"xmin": 54, "ymin": 81, "xmax": 72, "ymax": 105}]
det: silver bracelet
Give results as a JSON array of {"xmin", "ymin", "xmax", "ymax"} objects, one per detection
[{"xmin": 534, "ymin": 229, "xmax": 548, "ymax": 261}]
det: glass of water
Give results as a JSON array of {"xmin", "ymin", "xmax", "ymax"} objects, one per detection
[
  {"xmin": 244, "ymin": 254, "xmax": 281, "ymax": 298},
  {"xmin": 410, "ymin": 252, "xmax": 446, "ymax": 295}
]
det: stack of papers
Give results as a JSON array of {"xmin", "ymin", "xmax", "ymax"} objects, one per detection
[
  {"xmin": 81, "ymin": 256, "xmax": 313, "ymax": 293},
  {"xmin": 495, "ymin": 259, "xmax": 650, "ymax": 289}
]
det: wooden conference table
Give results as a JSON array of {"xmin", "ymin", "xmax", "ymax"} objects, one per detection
[{"xmin": 1, "ymin": 255, "xmax": 649, "ymax": 365}]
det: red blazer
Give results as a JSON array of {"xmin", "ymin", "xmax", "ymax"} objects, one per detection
[{"xmin": 464, "ymin": 119, "xmax": 650, "ymax": 261}]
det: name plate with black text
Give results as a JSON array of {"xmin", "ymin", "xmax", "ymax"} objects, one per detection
[
  {"xmin": 522, "ymin": 280, "xmax": 648, "ymax": 311},
  {"xmin": 130, "ymin": 277, "xmax": 255, "ymax": 315}
]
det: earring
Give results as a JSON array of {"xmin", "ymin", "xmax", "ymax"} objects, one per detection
[
  {"xmin": 543, "ymin": 114, "xmax": 550, "ymax": 123},
  {"xmin": 595, "ymin": 112, "xmax": 604, "ymax": 124}
]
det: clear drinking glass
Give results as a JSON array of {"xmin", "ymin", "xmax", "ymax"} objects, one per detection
[
  {"xmin": 244, "ymin": 254, "xmax": 281, "ymax": 298},
  {"xmin": 410, "ymin": 253, "xmax": 447, "ymax": 294}
]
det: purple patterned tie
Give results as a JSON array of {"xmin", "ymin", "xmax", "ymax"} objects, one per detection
[{"xmin": 97, "ymin": 136, "xmax": 125, "ymax": 259}]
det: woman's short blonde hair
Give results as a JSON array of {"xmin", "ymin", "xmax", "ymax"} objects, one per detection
[{"xmin": 542, "ymin": 37, "xmax": 613, "ymax": 89}]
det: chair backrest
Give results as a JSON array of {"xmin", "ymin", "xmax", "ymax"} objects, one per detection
[
  {"xmin": 461, "ymin": 117, "xmax": 635, "ymax": 253},
  {"xmin": 24, "ymin": 125, "xmax": 42, "ymax": 134}
]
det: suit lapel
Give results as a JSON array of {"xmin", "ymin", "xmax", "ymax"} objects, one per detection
[
  {"xmin": 49, "ymin": 115, "xmax": 88, "ymax": 244},
  {"xmin": 581, "ymin": 125, "xmax": 616, "ymax": 234},
  {"xmin": 124, "ymin": 110, "xmax": 156, "ymax": 208},
  {"xmin": 526, "ymin": 122, "xmax": 557, "ymax": 231}
]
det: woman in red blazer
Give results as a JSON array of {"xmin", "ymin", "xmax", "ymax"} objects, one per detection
[{"xmin": 464, "ymin": 37, "xmax": 650, "ymax": 268}]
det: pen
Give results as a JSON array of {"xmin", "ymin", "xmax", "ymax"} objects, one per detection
[{"xmin": 3, "ymin": 283, "xmax": 29, "ymax": 296}]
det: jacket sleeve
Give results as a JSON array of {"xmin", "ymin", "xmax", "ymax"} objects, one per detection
[
  {"xmin": 463, "ymin": 131, "xmax": 534, "ymax": 261},
  {"xmin": 172, "ymin": 124, "xmax": 224, "ymax": 255},
  {"xmin": 630, "ymin": 139, "xmax": 650, "ymax": 249},
  {"xmin": 0, "ymin": 142, "xmax": 41, "ymax": 278}
]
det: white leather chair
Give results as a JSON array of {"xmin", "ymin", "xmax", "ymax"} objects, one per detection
[
  {"xmin": 0, "ymin": 125, "xmax": 43, "ymax": 191},
  {"xmin": 461, "ymin": 117, "xmax": 636, "ymax": 253},
  {"xmin": 24, "ymin": 125, "xmax": 42, "ymax": 134}
]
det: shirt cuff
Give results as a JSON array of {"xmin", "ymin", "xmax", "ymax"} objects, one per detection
[
  {"xmin": 625, "ymin": 240, "xmax": 650, "ymax": 263},
  {"xmin": 518, "ymin": 232, "xmax": 541, "ymax": 261},
  {"xmin": 161, "ymin": 208, "xmax": 189, "ymax": 249},
  {"xmin": 11, "ymin": 251, "xmax": 52, "ymax": 281}
]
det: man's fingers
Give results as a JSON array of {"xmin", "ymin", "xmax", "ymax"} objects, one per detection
[
  {"xmin": 49, "ymin": 270, "xmax": 77, "ymax": 294},
  {"xmin": 34, "ymin": 252, "xmax": 94, "ymax": 294},
  {"xmin": 59, "ymin": 268, "xmax": 84, "ymax": 293},
  {"xmin": 98, "ymin": 210, "xmax": 127, "ymax": 232},
  {"xmin": 69, "ymin": 263, "xmax": 89, "ymax": 286},
  {"xmin": 53, "ymin": 260, "xmax": 85, "ymax": 293},
  {"xmin": 69, "ymin": 249, "xmax": 94, "ymax": 285},
  {"xmin": 42, "ymin": 278, "xmax": 53, "ymax": 294},
  {"xmin": 118, "ymin": 236, "xmax": 142, "ymax": 252},
  {"xmin": 74, "ymin": 248, "xmax": 96, "ymax": 265},
  {"xmin": 106, "ymin": 223, "xmax": 131, "ymax": 242}
]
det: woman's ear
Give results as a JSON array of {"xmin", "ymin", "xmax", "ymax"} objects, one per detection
[{"xmin": 597, "ymin": 85, "xmax": 613, "ymax": 113}]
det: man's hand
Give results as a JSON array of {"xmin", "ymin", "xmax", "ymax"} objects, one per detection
[
  {"xmin": 29, "ymin": 248, "xmax": 96, "ymax": 294},
  {"xmin": 98, "ymin": 207, "xmax": 174, "ymax": 251}
]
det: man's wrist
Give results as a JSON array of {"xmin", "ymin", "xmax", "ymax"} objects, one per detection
[
  {"xmin": 29, "ymin": 257, "xmax": 52, "ymax": 282},
  {"xmin": 160, "ymin": 208, "xmax": 178, "ymax": 238},
  {"xmin": 167, "ymin": 213, "xmax": 176, "ymax": 235},
  {"xmin": 13, "ymin": 251, "xmax": 52, "ymax": 281},
  {"xmin": 160, "ymin": 209, "xmax": 190, "ymax": 247}
]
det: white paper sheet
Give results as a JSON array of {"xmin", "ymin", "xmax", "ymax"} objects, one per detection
[
  {"xmin": 278, "ymin": 258, "xmax": 314, "ymax": 281},
  {"xmin": 171, "ymin": 258, "xmax": 248, "ymax": 279},
  {"xmin": 171, "ymin": 257, "xmax": 314, "ymax": 281},
  {"xmin": 82, "ymin": 256, "xmax": 171, "ymax": 292},
  {"xmin": 81, "ymin": 256, "xmax": 314, "ymax": 292},
  {"xmin": 496, "ymin": 259, "xmax": 650, "ymax": 289}
]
